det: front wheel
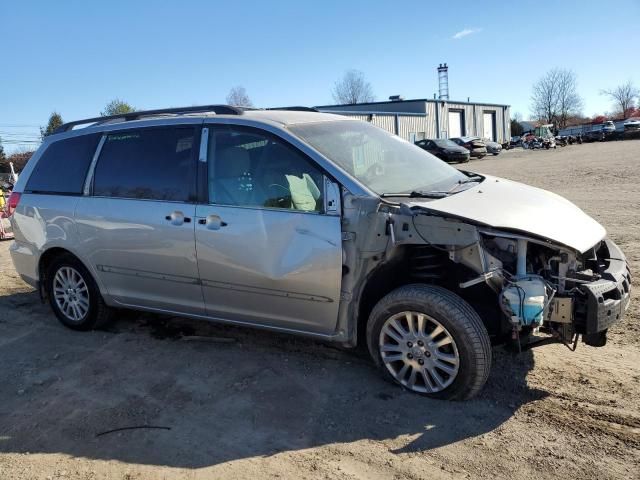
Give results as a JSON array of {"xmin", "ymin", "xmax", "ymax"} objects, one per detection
[{"xmin": 366, "ymin": 285, "xmax": 491, "ymax": 400}]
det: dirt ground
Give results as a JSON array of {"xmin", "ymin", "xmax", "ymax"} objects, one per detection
[{"xmin": 1, "ymin": 140, "xmax": 639, "ymax": 480}]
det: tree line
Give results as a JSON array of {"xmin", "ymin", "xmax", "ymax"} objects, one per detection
[
  {"xmin": 1, "ymin": 71, "xmax": 374, "ymax": 175},
  {"xmin": 2, "ymin": 69, "xmax": 636, "ymax": 175},
  {"xmin": 0, "ymin": 98, "xmax": 137, "ymax": 175},
  {"xmin": 528, "ymin": 68, "xmax": 639, "ymax": 130}
]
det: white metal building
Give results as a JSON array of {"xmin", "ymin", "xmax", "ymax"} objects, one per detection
[{"xmin": 315, "ymin": 98, "xmax": 511, "ymax": 143}]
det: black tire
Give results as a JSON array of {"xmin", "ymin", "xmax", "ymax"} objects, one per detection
[
  {"xmin": 46, "ymin": 253, "xmax": 113, "ymax": 331},
  {"xmin": 366, "ymin": 284, "xmax": 491, "ymax": 400}
]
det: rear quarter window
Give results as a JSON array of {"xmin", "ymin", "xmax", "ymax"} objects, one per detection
[{"xmin": 25, "ymin": 134, "xmax": 101, "ymax": 194}]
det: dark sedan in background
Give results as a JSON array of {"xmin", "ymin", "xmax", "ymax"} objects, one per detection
[
  {"xmin": 414, "ymin": 138, "xmax": 470, "ymax": 163},
  {"xmin": 450, "ymin": 136, "xmax": 488, "ymax": 158}
]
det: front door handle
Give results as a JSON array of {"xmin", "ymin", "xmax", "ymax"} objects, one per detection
[
  {"xmin": 165, "ymin": 211, "xmax": 191, "ymax": 226},
  {"xmin": 198, "ymin": 214, "xmax": 227, "ymax": 230}
]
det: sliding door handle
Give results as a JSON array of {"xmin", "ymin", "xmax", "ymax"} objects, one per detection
[
  {"xmin": 165, "ymin": 211, "xmax": 190, "ymax": 226},
  {"xmin": 198, "ymin": 214, "xmax": 227, "ymax": 230}
]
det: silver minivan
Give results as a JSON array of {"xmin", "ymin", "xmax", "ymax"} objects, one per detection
[{"xmin": 8, "ymin": 105, "xmax": 631, "ymax": 400}]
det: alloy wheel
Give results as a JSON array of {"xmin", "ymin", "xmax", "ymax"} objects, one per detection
[
  {"xmin": 53, "ymin": 266, "xmax": 90, "ymax": 323},
  {"xmin": 379, "ymin": 311, "xmax": 460, "ymax": 393}
]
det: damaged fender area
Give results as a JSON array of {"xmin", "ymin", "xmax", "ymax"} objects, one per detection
[{"xmin": 336, "ymin": 192, "xmax": 632, "ymax": 350}]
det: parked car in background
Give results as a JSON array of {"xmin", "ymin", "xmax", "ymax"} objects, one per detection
[
  {"xmin": 623, "ymin": 118, "xmax": 640, "ymax": 131},
  {"xmin": 507, "ymin": 136, "xmax": 522, "ymax": 149},
  {"xmin": 602, "ymin": 120, "xmax": 616, "ymax": 133},
  {"xmin": 623, "ymin": 118, "xmax": 640, "ymax": 139},
  {"xmin": 414, "ymin": 138, "xmax": 470, "ymax": 163},
  {"xmin": 582, "ymin": 121, "xmax": 618, "ymax": 142},
  {"xmin": 481, "ymin": 138, "xmax": 502, "ymax": 155},
  {"xmin": 583, "ymin": 130, "xmax": 606, "ymax": 142},
  {"xmin": 450, "ymin": 136, "xmax": 487, "ymax": 158}
]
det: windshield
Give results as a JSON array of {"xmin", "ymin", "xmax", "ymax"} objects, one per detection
[
  {"xmin": 433, "ymin": 139, "xmax": 459, "ymax": 148},
  {"xmin": 289, "ymin": 121, "xmax": 467, "ymax": 195}
]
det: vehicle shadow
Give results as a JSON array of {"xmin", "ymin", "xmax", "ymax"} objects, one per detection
[{"xmin": 0, "ymin": 290, "xmax": 546, "ymax": 468}]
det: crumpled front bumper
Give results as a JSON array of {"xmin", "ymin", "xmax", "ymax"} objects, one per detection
[{"xmin": 577, "ymin": 239, "xmax": 631, "ymax": 336}]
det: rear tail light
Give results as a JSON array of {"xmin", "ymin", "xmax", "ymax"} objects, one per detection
[{"xmin": 7, "ymin": 192, "xmax": 21, "ymax": 216}]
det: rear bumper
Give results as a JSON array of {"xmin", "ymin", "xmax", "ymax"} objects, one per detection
[
  {"xmin": 9, "ymin": 240, "xmax": 39, "ymax": 288},
  {"xmin": 577, "ymin": 239, "xmax": 631, "ymax": 335}
]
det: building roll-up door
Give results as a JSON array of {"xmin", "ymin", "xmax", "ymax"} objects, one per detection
[
  {"xmin": 448, "ymin": 110, "xmax": 463, "ymax": 138},
  {"xmin": 483, "ymin": 112, "xmax": 496, "ymax": 141}
]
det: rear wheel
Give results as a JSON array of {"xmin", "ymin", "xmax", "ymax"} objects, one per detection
[
  {"xmin": 367, "ymin": 285, "xmax": 491, "ymax": 400},
  {"xmin": 46, "ymin": 254, "xmax": 113, "ymax": 330}
]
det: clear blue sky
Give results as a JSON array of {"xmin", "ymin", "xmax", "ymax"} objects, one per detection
[{"xmin": 1, "ymin": 0, "xmax": 639, "ymax": 151}]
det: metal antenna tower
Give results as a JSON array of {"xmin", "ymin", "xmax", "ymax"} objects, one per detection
[{"xmin": 438, "ymin": 63, "xmax": 449, "ymax": 100}]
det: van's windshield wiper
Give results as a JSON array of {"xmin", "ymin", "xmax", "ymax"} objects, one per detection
[
  {"xmin": 380, "ymin": 176, "xmax": 483, "ymax": 199},
  {"xmin": 446, "ymin": 175, "xmax": 483, "ymax": 193},
  {"xmin": 380, "ymin": 191, "xmax": 448, "ymax": 199},
  {"xmin": 459, "ymin": 175, "xmax": 483, "ymax": 184}
]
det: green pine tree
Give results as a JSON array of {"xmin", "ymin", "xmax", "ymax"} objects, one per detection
[{"xmin": 40, "ymin": 111, "xmax": 64, "ymax": 138}]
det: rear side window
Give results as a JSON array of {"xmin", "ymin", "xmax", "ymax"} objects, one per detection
[
  {"xmin": 93, "ymin": 127, "xmax": 196, "ymax": 202},
  {"xmin": 25, "ymin": 134, "xmax": 100, "ymax": 194}
]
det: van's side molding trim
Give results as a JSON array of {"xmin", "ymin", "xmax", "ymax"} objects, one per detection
[
  {"xmin": 96, "ymin": 265, "xmax": 200, "ymax": 285},
  {"xmin": 200, "ymin": 278, "xmax": 334, "ymax": 303},
  {"xmin": 96, "ymin": 265, "xmax": 333, "ymax": 303}
]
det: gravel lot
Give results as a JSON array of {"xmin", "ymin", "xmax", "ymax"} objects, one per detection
[{"xmin": 0, "ymin": 140, "xmax": 639, "ymax": 480}]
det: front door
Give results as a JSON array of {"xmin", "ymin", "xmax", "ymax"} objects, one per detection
[
  {"xmin": 194, "ymin": 125, "xmax": 342, "ymax": 335},
  {"xmin": 76, "ymin": 125, "xmax": 204, "ymax": 315}
]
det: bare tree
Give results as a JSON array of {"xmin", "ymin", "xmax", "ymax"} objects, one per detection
[
  {"xmin": 332, "ymin": 70, "xmax": 375, "ymax": 105},
  {"xmin": 530, "ymin": 68, "xmax": 583, "ymax": 129},
  {"xmin": 531, "ymin": 69, "xmax": 559, "ymax": 124},
  {"xmin": 601, "ymin": 81, "xmax": 639, "ymax": 118},
  {"xmin": 4, "ymin": 149, "xmax": 35, "ymax": 173},
  {"xmin": 555, "ymin": 70, "xmax": 583, "ymax": 129},
  {"xmin": 226, "ymin": 86, "xmax": 253, "ymax": 107}
]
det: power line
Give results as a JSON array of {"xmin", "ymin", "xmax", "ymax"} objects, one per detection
[{"xmin": 0, "ymin": 134, "xmax": 42, "ymax": 139}]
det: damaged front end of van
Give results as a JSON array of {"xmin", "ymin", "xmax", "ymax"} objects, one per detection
[{"xmin": 339, "ymin": 173, "xmax": 632, "ymax": 352}]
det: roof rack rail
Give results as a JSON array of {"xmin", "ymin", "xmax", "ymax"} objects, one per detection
[
  {"xmin": 267, "ymin": 106, "xmax": 319, "ymax": 112},
  {"xmin": 54, "ymin": 104, "xmax": 245, "ymax": 134}
]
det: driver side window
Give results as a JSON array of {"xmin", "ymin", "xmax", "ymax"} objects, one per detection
[{"xmin": 208, "ymin": 127, "xmax": 324, "ymax": 213}]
